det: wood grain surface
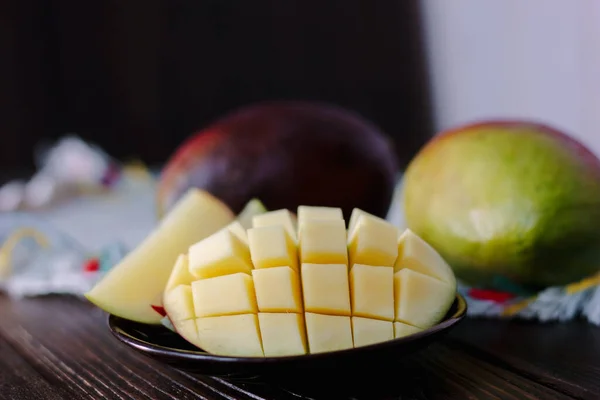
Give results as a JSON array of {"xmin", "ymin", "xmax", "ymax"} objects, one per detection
[{"xmin": 1, "ymin": 294, "xmax": 598, "ymax": 400}]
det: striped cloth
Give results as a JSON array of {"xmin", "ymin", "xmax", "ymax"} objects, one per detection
[{"xmin": 458, "ymin": 275, "xmax": 600, "ymax": 325}]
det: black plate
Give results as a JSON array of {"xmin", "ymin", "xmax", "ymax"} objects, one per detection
[{"xmin": 109, "ymin": 294, "xmax": 466, "ymax": 387}]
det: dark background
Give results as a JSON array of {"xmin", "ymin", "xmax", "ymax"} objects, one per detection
[{"xmin": 0, "ymin": 0, "xmax": 433, "ymax": 170}]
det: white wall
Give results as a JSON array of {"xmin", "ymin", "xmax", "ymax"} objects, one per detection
[{"xmin": 420, "ymin": 0, "xmax": 600, "ymax": 155}]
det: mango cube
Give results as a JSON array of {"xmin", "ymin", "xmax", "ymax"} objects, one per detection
[
  {"xmin": 350, "ymin": 264, "xmax": 394, "ymax": 321},
  {"xmin": 348, "ymin": 215, "xmax": 398, "ymax": 267},
  {"xmin": 347, "ymin": 208, "xmax": 382, "ymax": 237},
  {"xmin": 247, "ymin": 226, "xmax": 298, "ymax": 271},
  {"xmin": 176, "ymin": 319, "xmax": 200, "ymax": 346},
  {"xmin": 394, "ymin": 268, "xmax": 455, "ymax": 328},
  {"xmin": 188, "ymin": 229, "xmax": 253, "ymax": 279},
  {"xmin": 258, "ymin": 313, "xmax": 307, "ymax": 356},
  {"xmin": 305, "ymin": 312, "xmax": 353, "ymax": 353},
  {"xmin": 165, "ymin": 254, "xmax": 194, "ymax": 292},
  {"xmin": 196, "ymin": 314, "xmax": 264, "ymax": 357},
  {"xmin": 394, "ymin": 229, "xmax": 456, "ymax": 286},
  {"xmin": 252, "ymin": 209, "xmax": 297, "ymax": 242},
  {"xmin": 163, "ymin": 284, "xmax": 195, "ymax": 321},
  {"xmin": 192, "ymin": 273, "xmax": 257, "ymax": 317},
  {"xmin": 224, "ymin": 221, "xmax": 249, "ymax": 245},
  {"xmin": 394, "ymin": 321, "xmax": 423, "ymax": 339},
  {"xmin": 352, "ymin": 317, "xmax": 394, "ymax": 348},
  {"xmin": 298, "ymin": 219, "xmax": 348, "ymax": 264},
  {"xmin": 297, "ymin": 206, "xmax": 343, "ymax": 224},
  {"xmin": 301, "ymin": 263, "xmax": 351, "ymax": 315},
  {"xmin": 252, "ymin": 267, "xmax": 302, "ymax": 313}
]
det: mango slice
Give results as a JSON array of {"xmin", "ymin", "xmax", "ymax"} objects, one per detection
[{"xmin": 85, "ymin": 189, "xmax": 234, "ymax": 324}]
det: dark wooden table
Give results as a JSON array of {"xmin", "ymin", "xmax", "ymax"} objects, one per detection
[{"xmin": 1, "ymin": 294, "xmax": 598, "ymax": 400}]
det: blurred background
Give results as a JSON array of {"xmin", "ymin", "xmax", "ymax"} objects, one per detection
[
  {"xmin": 2, "ymin": 0, "xmax": 599, "ymax": 173},
  {"xmin": 0, "ymin": 0, "xmax": 431, "ymax": 171},
  {"xmin": 422, "ymin": 0, "xmax": 600, "ymax": 156}
]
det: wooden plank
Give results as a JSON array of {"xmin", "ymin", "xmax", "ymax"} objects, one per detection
[
  {"xmin": 0, "ymin": 295, "xmax": 219, "ymax": 399},
  {"xmin": 0, "ymin": 295, "xmax": 576, "ymax": 400},
  {"xmin": 0, "ymin": 337, "xmax": 72, "ymax": 400},
  {"xmin": 226, "ymin": 343, "xmax": 574, "ymax": 400},
  {"xmin": 449, "ymin": 319, "xmax": 600, "ymax": 400}
]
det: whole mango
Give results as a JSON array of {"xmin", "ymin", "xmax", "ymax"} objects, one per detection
[
  {"xmin": 157, "ymin": 101, "xmax": 399, "ymax": 221},
  {"xmin": 403, "ymin": 120, "xmax": 600, "ymax": 289}
]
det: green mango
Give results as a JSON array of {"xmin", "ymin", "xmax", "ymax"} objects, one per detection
[{"xmin": 403, "ymin": 121, "xmax": 600, "ymax": 290}]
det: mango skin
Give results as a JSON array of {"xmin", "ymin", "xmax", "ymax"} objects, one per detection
[
  {"xmin": 404, "ymin": 120, "xmax": 600, "ymax": 289},
  {"xmin": 156, "ymin": 101, "xmax": 398, "ymax": 221}
]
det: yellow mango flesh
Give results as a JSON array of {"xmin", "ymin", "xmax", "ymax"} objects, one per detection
[
  {"xmin": 348, "ymin": 214, "xmax": 399, "ymax": 267},
  {"xmin": 297, "ymin": 206, "xmax": 343, "ymax": 235},
  {"xmin": 349, "ymin": 264, "xmax": 394, "ymax": 321},
  {"xmin": 258, "ymin": 313, "xmax": 307, "ymax": 357},
  {"xmin": 352, "ymin": 317, "xmax": 394, "ymax": 348},
  {"xmin": 188, "ymin": 229, "xmax": 253, "ymax": 279},
  {"xmin": 301, "ymin": 263, "xmax": 351, "ymax": 316},
  {"xmin": 163, "ymin": 207, "xmax": 457, "ymax": 357},
  {"xmin": 252, "ymin": 209, "xmax": 297, "ymax": 242},
  {"xmin": 165, "ymin": 254, "xmax": 194, "ymax": 293},
  {"xmin": 163, "ymin": 284, "xmax": 195, "ymax": 322},
  {"xmin": 305, "ymin": 312, "xmax": 353, "ymax": 354},
  {"xmin": 395, "ymin": 229, "xmax": 456, "ymax": 287},
  {"xmin": 298, "ymin": 219, "xmax": 348, "ymax": 264},
  {"xmin": 191, "ymin": 273, "xmax": 257, "ymax": 317},
  {"xmin": 394, "ymin": 268, "xmax": 455, "ymax": 329},
  {"xmin": 394, "ymin": 321, "xmax": 423, "ymax": 339},
  {"xmin": 248, "ymin": 226, "xmax": 298, "ymax": 271},
  {"xmin": 196, "ymin": 314, "xmax": 264, "ymax": 357},
  {"xmin": 297, "ymin": 205, "xmax": 343, "ymax": 223},
  {"xmin": 252, "ymin": 266, "xmax": 303, "ymax": 313},
  {"xmin": 85, "ymin": 189, "xmax": 234, "ymax": 324}
]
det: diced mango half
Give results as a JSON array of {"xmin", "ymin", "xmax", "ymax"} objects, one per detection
[
  {"xmin": 348, "ymin": 214, "xmax": 399, "ymax": 267},
  {"xmin": 162, "ymin": 208, "xmax": 457, "ymax": 358},
  {"xmin": 188, "ymin": 229, "xmax": 253, "ymax": 279},
  {"xmin": 248, "ymin": 225, "xmax": 298, "ymax": 271},
  {"xmin": 298, "ymin": 219, "xmax": 348, "ymax": 264},
  {"xmin": 252, "ymin": 209, "xmax": 297, "ymax": 242}
]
